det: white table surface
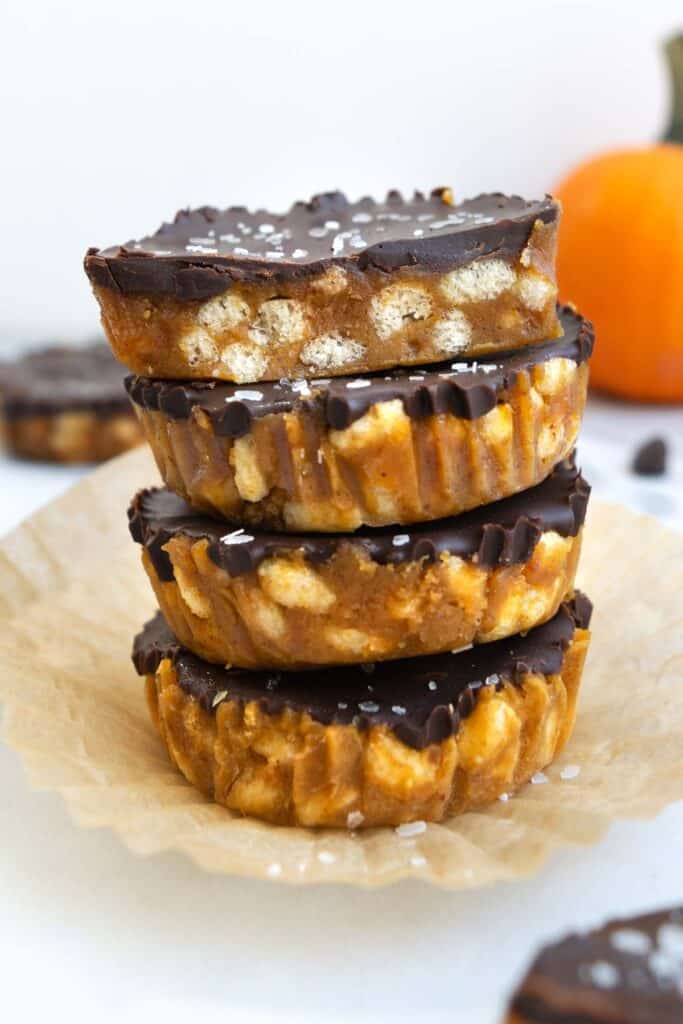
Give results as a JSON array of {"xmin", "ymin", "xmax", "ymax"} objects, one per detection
[{"xmin": 2, "ymin": 396, "xmax": 682, "ymax": 1024}]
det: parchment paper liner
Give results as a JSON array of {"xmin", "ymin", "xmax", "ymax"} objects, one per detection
[{"xmin": 1, "ymin": 446, "xmax": 682, "ymax": 888}]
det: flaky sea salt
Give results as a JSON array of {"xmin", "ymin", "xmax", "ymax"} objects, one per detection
[
  {"xmin": 610, "ymin": 929, "xmax": 652, "ymax": 956},
  {"xmin": 232, "ymin": 389, "xmax": 263, "ymax": 402},
  {"xmin": 221, "ymin": 529, "xmax": 254, "ymax": 545},
  {"xmin": 657, "ymin": 922, "xmax": 683, "ymax": 960},
  {"xmin": 395, "ymin": 821, "xmax": 426, "ymax": 838},
  {"xmin": 585, "ymin": 961, "xmax": 620, "ymax": 989}
]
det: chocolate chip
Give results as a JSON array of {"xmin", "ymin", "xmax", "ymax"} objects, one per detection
[{"xmin": 632, "ymin": 437, "xmax": 668, "ymax": 476}]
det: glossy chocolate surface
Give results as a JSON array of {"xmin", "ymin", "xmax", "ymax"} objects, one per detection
[
  {"xmin": 86, "ymin": 190, "xmax": 559, "ymax": 300},
  {"xmin": 128, "ymin": 457, "xmax": 590, "ymax": 581},
  {"xmin": 133, "ymin": 596, "xmax": 591, "ymax": 750}
]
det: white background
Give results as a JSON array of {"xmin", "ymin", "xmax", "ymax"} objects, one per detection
[
  {"xmin": 2, "ymin": 3, "xmax": 683, "ymax": 1023},
  {"xmin": 1, "ymin": 0, "xmax": 682, "ymax": 344}
]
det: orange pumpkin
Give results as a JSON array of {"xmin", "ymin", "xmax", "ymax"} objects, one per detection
[{"xmin": 554, "ymin": 36, "xmax": 683, "ymax": 402}]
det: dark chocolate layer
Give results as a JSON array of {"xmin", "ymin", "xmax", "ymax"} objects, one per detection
[
  {"xmin": 1, "ymin": 342, "xmax": 131, "ymax": 418},
  {"xmin": 133, "ymin": 595, "xmax": 591, "ymax": 750},
  {"xmin": 126, "ymin": 305, "xmax": 592, "ymax": 436},
  {"xmin": 510, "ymin": 906, "xmax": 683, "ymax": 1023},
  {"xmin": 128, "ymin": 457, "xmax": 590, "ymax": 581},
  {"xmin": 86, "ymin": 190, "xmax": 559, "ymax": 301}
]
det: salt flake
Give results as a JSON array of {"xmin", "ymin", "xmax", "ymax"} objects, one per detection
[
  {"xmin": 610, "ymin": 929, "xmax": 652, "ymax": 956},
  {"xmin": 395, "ymin": 821, "xmax": 426, "ymax": 838},
  {"xmin": 221, "ymin": 529, "xmax": 254, "ymax": 545}
]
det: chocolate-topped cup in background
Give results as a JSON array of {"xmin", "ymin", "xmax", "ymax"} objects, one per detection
[
  {"xmin": 0, "ymin": 342, "xmax": 144, "ymax": 463},
  {"xmin": 506, "ymin": 905, "xmax": 683, "ymax": 1023}
]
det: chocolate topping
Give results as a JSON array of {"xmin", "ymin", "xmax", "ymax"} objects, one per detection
[
  {"xmin": 86, "ymin": 190, "xmax": 559, "ymax": 301},
  {"xmin": 133, "ymin": 596, "xmax": 591, "ymax": 750},
  {"xmin": 126, "ymin": 306, "xmax": 593, "ymax": 436},
  {"xmin": 0, "ymin": 342, "xmax": 131, "ymax": 418},
  {"xmin": 510, "ymin": 906, "xmax": 683, "ymax": 1023},
  {"xmin": 128, "ymin": 457, "xmax": 590, "ymax": 581}
]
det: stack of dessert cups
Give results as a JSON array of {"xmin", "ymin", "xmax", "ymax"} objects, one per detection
[{"xmin": 85, "ymin": 188, "xmax": 594, "ymax": 829}]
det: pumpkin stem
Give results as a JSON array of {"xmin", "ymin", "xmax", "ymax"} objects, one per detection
[{"xmin": 664, "ymin": 34, "xmax": 683, "ymax": 144}]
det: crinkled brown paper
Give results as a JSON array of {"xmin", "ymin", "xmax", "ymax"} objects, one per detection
[{"xmin": 1, "ymin": 446, "xmax": 682, "ymax": 888}]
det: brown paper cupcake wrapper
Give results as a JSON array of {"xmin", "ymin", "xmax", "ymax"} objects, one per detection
[{"xmin": 1, "ymin": 446, "xmax": 682, "ymax": 888}]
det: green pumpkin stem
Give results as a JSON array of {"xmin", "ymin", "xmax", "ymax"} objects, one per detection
[{"xmin": 664, "ymin": 34, "xmax": 683, "ymax": 144}]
